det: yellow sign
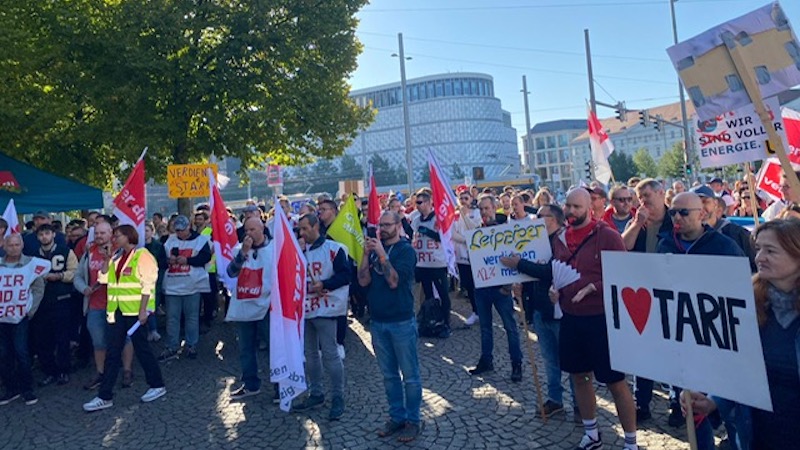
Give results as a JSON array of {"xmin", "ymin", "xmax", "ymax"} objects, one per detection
[{"xmin": 167, "ymin": 163, "xmax": 218, "ymax": 199}]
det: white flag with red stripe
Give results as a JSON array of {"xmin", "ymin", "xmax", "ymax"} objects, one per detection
[
  {"xmin": 113, "ymin": 149, "xmax": 147, "ymax": 248},
  {"xmin": 428, "ymin": 149, "xmax": 459, "ymax": 278},
  {"xmin": 587, "ymin": 107, "xmax": 614, "ymax": 185},
  {"xmin": 207, "ymin": 169, "xmax": 238, "ymax": 291},
  {"xmin": 2, "ymin": 199, "xmax": 20, "ymax": 237},
  {"xmin": 270, "ymin": 201, "xmax": 307, "ymax": 412}
]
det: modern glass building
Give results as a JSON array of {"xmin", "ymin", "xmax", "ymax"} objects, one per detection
[{"xmin": 344, "ymin": 72, "xmax": 520, "ymax": 186}]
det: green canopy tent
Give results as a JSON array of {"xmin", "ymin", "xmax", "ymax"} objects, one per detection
[{"xmin": 0, "ymin": 152, "xmax": 104, "ymax": 214}]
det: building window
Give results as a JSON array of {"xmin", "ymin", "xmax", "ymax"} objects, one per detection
[
  {"xmin": 546, "ymin": 136, "xmax": 556, "ymax": 149},
  {"xmin": 536, "ymin": 153, "xmax": 547, "ymax": 165},
  {"xmin": 436, "ymin": 81, "xmax": 444, "ymax": 97},
  {"xmin": 444, "ymin": 79, "xmax": 453, "ymax": 96},
  {"xmin": 547, "ymin": 150, "xmax": 558, "ymax": 164},
  {"xmin": 480, "ymin": 81, "xmax": 487, "ymax": 96},
  {"xmin": 560, "ymin": 149, "xmax": 570, "ymax": 161},
  {"xmin": 470, "ymin": 80, "xmax": 478, "ymax": 96},
  {"xmin": 454, "ymin": 79, "xmax": 462, "ymax": 95},
  {"xmin": 427, "ymin": 81, "xmax": 435, "ymax": 98},
  {"xmin": 535, "ymin": 137, "xmax": 546, "ymax": 150},
  {"xmin": 558, "ymin": 134, "xmax": 569, "ymax": 147}
]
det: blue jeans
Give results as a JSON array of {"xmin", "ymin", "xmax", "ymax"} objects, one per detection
[
  {"xmin": 165, "ymin": 294, "xmax": 201, "ymax": 350},
  {"xmin": 86, "ymin": 309, "xmax": 109, "ymax": 350},
  {"xmin": 371, "ymin": 318, "xmax": 422, "ymax": 424},
  {"xmin": 533, "ymin": 311, "xmax": 575, "ymax": 407},
  {"xmin": 0, "ymin": 318, "xmax": 33, "ymax": 394},
  {"xmin": 304, "ymin": 317, "xmax": 344, "ymax": 399},
  {"xmin": 236, "ymin": 318, "xmax": 266, "ymax": 391},
  {"xmin": 475, "ymin": 287, "xmax": 522, "ymax": 364},
  {"xmin": 696, "ymin": 397, "xmax": 751, "ymax": 450}
]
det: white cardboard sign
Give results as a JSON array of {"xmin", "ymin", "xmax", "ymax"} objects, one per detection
[
  {"xmin": 601, "ymin": 251, "xmax": 772, "ymax": 411},
  {"xmin": 466, "ymin": 219, "xmax": 551, "ymax": 289}
]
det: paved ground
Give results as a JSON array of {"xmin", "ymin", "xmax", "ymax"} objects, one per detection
[{"xmin": 0, "ymin": 292, "xmax": 726, "ymax": 449}]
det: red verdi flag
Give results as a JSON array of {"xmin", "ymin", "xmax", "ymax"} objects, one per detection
[
  {"xmin": 780, "ymin": 107, "xmax": 800, "ymax": 164},
  {"xmin": 367, "ymin": 164, "xmax": 380, "ymax": 229},
  {"xmin": 427, "ymin": 149, "xmax": 459, "ymax": 278},
  {"xmin": 270, "ymin": 201, "xmax": 308, "ymax": 412},
  {"xmin": 113, "ymin": 149, "xmax": 147, "ymax": 248},
  {"xmin": 208, "ymin": 169, "xmax": 238, "ymax": 290}
]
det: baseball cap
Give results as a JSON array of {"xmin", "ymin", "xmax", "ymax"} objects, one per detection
[
  {"xmin": 242, "ymin": 205, "xmax": 260, "ymax": 214},
  {"xmin": 173, "ymin": 215, "xmax": 190, "ymax": 231},
  {"xmin": 690, "ymin": 185, "xmax": 715, "ymax": 198},
  {"xmin": 709, "ymin": 177, "xmax": 723, "ymax": 184},
  {"xmin": 33, "ymin": 210, "xmax": 51, "ymax": 219}
]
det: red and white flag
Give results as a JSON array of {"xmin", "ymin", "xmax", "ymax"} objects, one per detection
[
  {"xmin": 2, "ymin": 199, "xmax": 20, "ymax": 237},
  {"xmin": 780, "ymin": 107, "xmax": 800, "ymax": 165},
  {"xmin": 208, "ymin": 169, "xmax": 238, "ymax": 291},
  {"xmin": 113, "ymin": 149, "xmax": 147, "ymax": 247},
  {"xmin": 270, "ymin": 200, "xmax": 307, "ymax": 412},
  {"xmin": 428, "ymin": 150, "xmax": 459, "ymax": 278},
  {"xmin": 756, "ymin": 158, "xmax": 784, "ymax": 202},
  {"xmin": 587, "ymin": 107, "xmax": 614, "ymax": 185},
  {"xmin": 367, "ymin": 164, "xmax": 380, "ymax": 230}
]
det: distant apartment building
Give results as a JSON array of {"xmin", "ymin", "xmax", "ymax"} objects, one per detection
[{"xmin": 522, "ymin": 120, "xmax": 586, "ymax": 193}]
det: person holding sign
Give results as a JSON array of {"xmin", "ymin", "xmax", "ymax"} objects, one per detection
[
  {"xmin": 468, "ymin": 194, "xmax": 523, "ymax": 383},
  {"xmin": 551, "ymin": 188, "xmax": 637, "ymax": 450},
  {"xmin": 0, "ymin": 234, "xmax": 47, "ymax": 406},
  {"xmin": 686, "ymin": 218, "xmax": 800, "ymax": 450},
  {"xmin": 83, "ymin": 225, "xmax": 165, "ymax": 412}
]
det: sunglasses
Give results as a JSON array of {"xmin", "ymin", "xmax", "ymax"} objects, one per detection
[
  {"xmin": 667, "ymin": 208, "xmax": 701, "ymax": 217},
  {"xmin": 416, "ymin": 200, "xmax": 424, "ymax": 205},
  {"xmin": 378, "ymin": 222, "xmax": 398, "ymax": 227},
  {"xmin": 613, "ymin": 197, "xmax": 632, "ymax": 203}
]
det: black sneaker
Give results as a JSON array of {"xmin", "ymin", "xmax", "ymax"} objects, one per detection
[
  {"xmin": 575, "ymin": 433, "xmax": 603, "ymax": 450},
  {"xmin": 230, "ymin": 385, "xmax": 261, "ymax": 401},
  {"xmin": 536, "ymin": 400, "xmax": 565, "ymax": 418},
  {"xmin": 468, "ymin": 360, "xmax": 494, "ymax": 376},
  {"xmin": 185, "ymin": 347, "xmax": 198, "ymax": 360},
  {"xmin": 636, "ymin": 407, "xmax": 652, "ymax": 422},
  {"xmin": 668, "ymin": 405, "xmax": 685, "ymax": 427},
  {"xmin": 510, "ymin": 362, "xmax": 522, "ymax": 382},
  {"xmin": 84, "ymin": 373, "xmax": 104, "ymax": 390},
  {"xmin": 272, "ymin": 384, "xmax": 280, "ymax": 404},
  {"xmin": 22, "ymin": 392, "xmax": 38, "ymax": 406},
  {"xmin": 293, "ymin": 394, "xmax": 324, "ymax": 411},
  {"xmin": 328, "ymin": 397, "xmax": 345, "ymax": 421},
  {"xmin": 376, "ymin": 419, "xmax": 405, "ymax": 437},
  {"xmin": 38, "ymin": 375, "xmax": 57, "ymax": 387},
  {"xmin": 158, "ymin": 349, "xmax": 179, "ymax": 363},
  {"xmin": 0, "ymin": 392, "xmax": 20, "ymax": 406}
]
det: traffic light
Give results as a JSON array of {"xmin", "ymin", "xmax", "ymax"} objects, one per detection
[
  {"xmin": 639, "ymin": 110, "xmax": 650, "ymax": 127},
  {"xmin": 584, "ymin": 160, "xmax": 592, "ymax": 180},
  {"xmin": 615, "ymin": 102, "xmax": 627, "ymax": 122},
  {"xmin": 653, "ymin": 115, "xmax": 662, "ymax": 132},
  {"xmin": 686, "ymin": 164, "xmax": 693, "ymax": 176},
  {"xmin": 472, "ymin": 166, "xmax": 485, "ymax": 181}
]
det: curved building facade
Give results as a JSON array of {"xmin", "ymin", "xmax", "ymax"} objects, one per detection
[{"xmin": 346, "ymin": 72, "xmax": 520, "ymax": 184}]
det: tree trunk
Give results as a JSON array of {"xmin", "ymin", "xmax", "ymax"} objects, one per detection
[{"xmin": 173, "ymin": 141, "xmax": 194, "ymax": 217}]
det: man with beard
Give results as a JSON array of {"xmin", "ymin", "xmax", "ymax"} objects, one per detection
[
  {"xmin": 357, "ymin": 211, "xmax": 421, "ymax": 442},
  {"xmin": 552, "ymin": 188, "xmax": 637, "ymax": 450}
]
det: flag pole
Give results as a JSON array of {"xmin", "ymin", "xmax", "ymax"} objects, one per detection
[{"xmin": 137, "ymin": 146, "xmax": 148, "ymax": 162}]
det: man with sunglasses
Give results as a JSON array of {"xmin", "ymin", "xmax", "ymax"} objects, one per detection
[
  {"xmin": 657, "ymin": 193, "xmax": 744, "ymax": 258},
  {"xmin": 410, "ymin": 191, "xmax": 451, "ymax": 338},
  {"xmin": 602, "ymin": 186, "xmax": 636, "ymax": 234}
]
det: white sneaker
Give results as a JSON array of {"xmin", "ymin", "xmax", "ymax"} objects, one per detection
[
  {"xmin": 83, "ymin": 396, "xmax": 113, "ymax": 412},
  {"xmin": 140, "ymin": 387, "xmax": 167, "ymax": 403},
  {"xmin": 147, "ymin": 331, "xmax": 161, "ymax": 342},
  {"xmin": 337, "ymin": 344, "xmax": 346, "ymax": 360},
  {"xmin": 465, "ymin": 313, "xmax": 479, "ymax": 326}
]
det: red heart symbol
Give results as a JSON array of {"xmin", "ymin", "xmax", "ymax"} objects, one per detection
[{"xmin": 621, "ymin": 287, "xmax": 652, "ymax": 335}]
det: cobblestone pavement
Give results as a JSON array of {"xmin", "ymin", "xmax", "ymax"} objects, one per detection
[{"xmin": 0, "ymin": 292, "xmax": 724, "ymax": 450}]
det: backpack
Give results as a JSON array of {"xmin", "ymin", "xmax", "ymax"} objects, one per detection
[{"xmin": 417, "ymin": 297, "xmax": 446, "ymax": 338}]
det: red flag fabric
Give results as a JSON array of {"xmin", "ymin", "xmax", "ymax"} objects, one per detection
[
  {"xmin": 587, "ymin": 107, "xmax": 614, "ymax": 184},
  {"xmin": 756, "ymin": 158, "xmax": 784, "ymax": 201},
  {"xmin": 427, "ymin": 150, "xmax": 459, "ymax": 278},
  {"xmin": 270, "ymin": 202, "xmax": 308, "ymax": 412},
  {"xmin": 2, "ymin": 199, "xmax": 20, "ymax": 237},
  {"xmin": 113, "ymin": 156, "xmax": 146, "ymax": 248},
  {"xmin": 367, "ymin": 164, "xmax": 380, "ymax": 229},
  {"xmin": 208, "ymin": 170, "xmax": 238, "ymax": 290},
  {"xmin": 780, "ymin": 107, "xmax": 800, "ymax": 164}
]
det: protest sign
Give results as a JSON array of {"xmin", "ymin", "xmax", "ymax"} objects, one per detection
[
  {"xmin": 756, "ymin": 157, "xmax": 784, "ymax": 201},
  {"xmin": 667, "ymin": 2, "xmax": 800, "ymax": 122},
  {"xmin": 466, "ymin": 219, "xmax": 551, "ymax": 289},
  {"xmin": 266, "ymin": 165, "xmax": 283, "ymax": 187},
  {"xmin": 0, "ymin": 258, "xmax": 51, "ymax": 324},
  {"xmin": 167, "ymin": 163, "xmax": 218, "ymax": 199},
  {"xmin": 601, "ymin": 251, "xmax": 771, "ymax": 411},
  {"xmin": 694, "ymin": 97, "xmax": 787, "ymax": 168}
]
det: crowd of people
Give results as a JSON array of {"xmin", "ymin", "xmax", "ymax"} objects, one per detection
[{"xmin": 0, "ymin": 167, "xmax": 798, "ymax": 449}]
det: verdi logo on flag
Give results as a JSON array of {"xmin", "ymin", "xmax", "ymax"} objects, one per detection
[
  {"xmin": 113, "ymin": 148, "xmax": 147, "ymax": 248},
  {"xmin": 428, "ymin": 149, "xmax": 459, "ymax": 278},
  {"xmin": 208, "ymin": 169, "xmax": 238, "ymax": 290},
  {"xmin": 270, "ymin": 201, "xmax": 307, "ymax": 412},
  {"xmin": 327, "ymin": 196, "xmax": 365, "ymax": 265}
]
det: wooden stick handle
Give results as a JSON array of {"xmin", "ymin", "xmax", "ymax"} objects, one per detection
[
  {"xmin": 681, "ymin": 390, "xmax": 699, "ymax": 450},
  {"xmin": 519, "ymin": 293, "xmax": 548, "ymax": 423}
]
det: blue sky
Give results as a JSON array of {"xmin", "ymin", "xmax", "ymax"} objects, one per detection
[{"xmin": 350, "ymin": 0, "xmax": 800, "ymax": 148}]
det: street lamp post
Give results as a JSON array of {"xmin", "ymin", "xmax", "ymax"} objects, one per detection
[
  {"xmin": 392, "ymin": 33, "xmax": 414, "ymax": 195},
  {"xmin": 670, "ymin": 0, "xmax": 693, "ymax": 181}
]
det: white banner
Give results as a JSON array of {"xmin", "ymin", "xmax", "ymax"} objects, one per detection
[
  {"xmin": 695, "ymin": 96, "xmax": 788, "ymax": 168},
  {"xmin": 465, "ymin": 219, "xmax": 552, "ymax": 289},
  {"xmin": 0, "ymin": 258, "xmax": 51, "ymax": 324},
  {"xmin": 601, "ymin": 251, "xmax": 771, "ymax": 411}
]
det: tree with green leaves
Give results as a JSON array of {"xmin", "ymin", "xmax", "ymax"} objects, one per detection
[
  {"xmin": 0, "ymin": 0, "xmax": 372, "ymax": 213},
  {"xmin": 633, "ymin": 148, "xmax": 658, "ymax": 178},
  {"xmin": 338, "ymin": 154, "xmax": 363, "ymax": 180},
  {"xmin": 369, "ymin": 153, "xmax": 397, "ymax": 186},
  {"xmin": 658, "ymin": 143, "xmax": 687, "ymax": 180},
  {"xmin": 450, "ymin": 163, "xmax": 466, "ymax": 182},
  {"xmin": 608, "ymin": 151, "xmax": 638, "ymax": 184}
]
